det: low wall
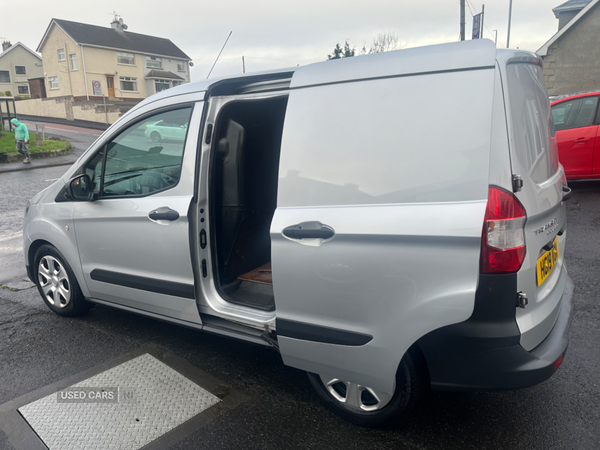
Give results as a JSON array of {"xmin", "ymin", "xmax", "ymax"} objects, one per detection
[{"xmin": 15, "ymin": 97, "xmax": 134, "ymax": 125}]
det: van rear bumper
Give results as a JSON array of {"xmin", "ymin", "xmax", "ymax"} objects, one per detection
[{"xmin": 417, "ymin": 273, "xmax": 574, "ymax": 391}]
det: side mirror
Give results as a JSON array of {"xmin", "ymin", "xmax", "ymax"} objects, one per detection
[{"xmin": 69, "ymin": 174, "xmax": 95, "ymax": 201}]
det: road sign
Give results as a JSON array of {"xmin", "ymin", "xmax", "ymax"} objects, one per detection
[
  {"xmin": 92, "ymin": 80, "xmax": 102, "ymax": 96},
  {"xmin": 472, "ymin": 13, "xmax": 482, "ymax": 39}
]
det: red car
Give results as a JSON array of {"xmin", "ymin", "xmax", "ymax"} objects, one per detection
[{"xmin": 551, "ymin": 91, "xmax": 600, "ymax": 180}]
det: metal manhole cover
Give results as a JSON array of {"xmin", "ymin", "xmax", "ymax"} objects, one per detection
[{"xmin": 18, "ymin": 353, "xmax": 220, "ymax": 450}]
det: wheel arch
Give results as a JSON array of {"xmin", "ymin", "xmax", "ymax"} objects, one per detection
[{"xmin": 27, "ymin": 237, "xmax": 90, "ymax": 298}]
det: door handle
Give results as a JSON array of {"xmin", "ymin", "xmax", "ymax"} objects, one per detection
[
  {"xmin": 574, "ymin": 137, "xmax": 590, "ymax": 143},
  {"xmin": 283, "ymin": 221, "xmax": 335, "ymax": 240},
  {"xmin": 562, "ymin": 185, "xmax": 572, "ymax": 202},
  {"xmin": 149, "ymin": 207, "xmax": 179, "ymax": 221}
]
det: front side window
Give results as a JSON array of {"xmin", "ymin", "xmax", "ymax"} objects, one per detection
[
  {"xmin": 49, "ymin": 76, "xmax": 59, "ymax": 89},
  {"xmin": 15, "ymin": 66, "xmax": 26, "ymax": 75},
  {"xmin": 18, "ymin": 85, "xmax": 29, "ymax": 94},
  {"xmin": 58, "ymin": 49, "xmax": 65, "ymax": 61},
  {"xmin": 155, "ymin": 79, "xmax": 170, "ymax": 92},
  {"xmin": 0, "ymin": 71, "xmax": 9, "ymax": 83},
  {"xmin": 84, "ymin": 107, "xmax": 192, "ymax": 198},
  {"xmin": 120, "ymin": 77, "xmax": 137, "ymax": 91},
  {"xmin": 146, "ymin": 56, "xmax": 162, "ymax": 68},
  {"xmin": 117, "ymin": 52, "xmax": 135, "ymax": 65},
  {"xmin": 70, "ymin": 54, "xmax": 77, "ymax": 70},
  {"xmin": 551, "ymin": 97, "xmax": 599, "ymax": 131}
]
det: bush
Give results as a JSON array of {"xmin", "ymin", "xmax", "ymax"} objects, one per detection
[
  {"xmin": 4, "ymin": 91, "xmax": 12, "ymax": 97},
  {"xmin": 15, "ymin": 96, "xmax": 31, "ymax": 101}
]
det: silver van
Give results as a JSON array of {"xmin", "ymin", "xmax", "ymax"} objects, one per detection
[{"xmin": 23, "ymin": 40, "xmax": 574, "ymax": 426}]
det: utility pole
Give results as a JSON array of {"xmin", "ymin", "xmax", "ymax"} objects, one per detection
[
  {"xmin": 481, "ymin": 5, "xmax": 485, "ymax": 39},
  {"xmin": 493, "ymin": 29, "xmax": 498, "ymax": 45},
  {"xmin": 242, "ymin": 56, "xmax": 245, "ymax": 73},
  {"xmin": 460, "ymin": 0, "xmax": 466, "ymax": 40},
  {"xmin": 507, "ymin": 0, "xmax": 513, "ymax": 48}
]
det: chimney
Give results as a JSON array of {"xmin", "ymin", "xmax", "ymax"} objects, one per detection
[
  {"xmin": 2, "ymin": 41, "xmax": 11, "ymax": 52},
  {"xmin": 110, "ymin": 18, "xmax": 128, "ymax": 31}
]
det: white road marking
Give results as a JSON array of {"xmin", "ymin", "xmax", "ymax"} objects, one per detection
[{"xmin": 45, "ymin": 178, "xmax": 60, "ymax": 182}]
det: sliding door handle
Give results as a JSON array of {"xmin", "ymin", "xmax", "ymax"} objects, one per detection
[
  {"xmin": 283, "ymin": 221, "xmax": 335, "ymax": 240},
  {"xmin": 149, "ymin": 207, "xmax": 179, "ymax": 221}
]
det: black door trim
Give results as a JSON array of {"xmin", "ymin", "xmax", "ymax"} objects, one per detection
[
  {"xmin": 90, "ymin": 269, "xmax": 195, "ymax": 299},
  {"xmin": 277, "ymin": 319, "xmax": 373, "ymax": 346}
]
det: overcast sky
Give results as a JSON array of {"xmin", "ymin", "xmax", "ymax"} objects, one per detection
[{"xmin": 0, "ymin": 0, "xmax": 562, "ymax": 81}]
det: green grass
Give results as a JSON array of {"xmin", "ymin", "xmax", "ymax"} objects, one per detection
[{"xmin": 0, "ymin": 131, "xmax": 69, "ymax": 154}]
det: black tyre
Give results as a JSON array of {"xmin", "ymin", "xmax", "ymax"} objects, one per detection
[
  {"xmin": 307, "ymin": 349, "xmax": 425, "ymax": 427},
  {"xmin": 150, "ymin": 131, "xmax": 161, "ymax": 143},
  {"xmin": 33, "ymin": 244, "xmax": 91, "ymax": 317}
]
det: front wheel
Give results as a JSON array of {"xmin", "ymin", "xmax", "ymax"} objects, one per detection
[
  {"xmin": 34, "ymin": 244, "xmax": 91, "ymax": 317},
  {"xmin": 307, "ymin": 349, "xmax": 425, "ymax": 427}
]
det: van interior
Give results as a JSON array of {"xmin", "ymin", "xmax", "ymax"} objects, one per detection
[{"xmin": 211, "ymin": 95, "xmax": 289, "ymax": 311}]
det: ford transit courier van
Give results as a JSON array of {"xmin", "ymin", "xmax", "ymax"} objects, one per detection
[{"xmin": 23, "ymin": 40, "xmax": 574, "ymax": 426}]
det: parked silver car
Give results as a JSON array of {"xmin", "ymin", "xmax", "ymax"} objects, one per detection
[{"xmin": 24, "ymin": 40, "xmax": 574, "ymax": 427}]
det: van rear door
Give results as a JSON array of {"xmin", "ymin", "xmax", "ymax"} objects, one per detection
[
  {"xmin": 271, "ymin": 40, "xmax": 498, "ymax": 394},
  {"xmin": 498, "ymin": 53, "xmax": 569, "ymax": 351}
]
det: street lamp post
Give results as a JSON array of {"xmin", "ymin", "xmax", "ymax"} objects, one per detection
[{"xmin": 507, "ymin": 0, "xmax": 513, "ymax": 48}]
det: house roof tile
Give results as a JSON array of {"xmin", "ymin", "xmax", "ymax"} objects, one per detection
[
  {"xmin": 553, "ymin": 0, "xmax": 592, "ymax": 14},
  {"xmin": 40, "ymin": 19, "xmax": 190, "ymax": 60}
]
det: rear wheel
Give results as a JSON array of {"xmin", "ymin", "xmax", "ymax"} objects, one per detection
[
  {"xmin": 34, "ymin": 244, "xmax": 91, "ymax": 317},
  {"xmin": 307, "ymin": 349, "xmax": 424, "ymax": 427},
  {"xmin": 150, "ymin": 131, "xmax": 161, "ymax": 142}
]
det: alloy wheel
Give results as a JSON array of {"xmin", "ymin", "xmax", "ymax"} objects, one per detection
[{"xmin": 38, "ymin": 255, "xmax": 71, "ymax": 308}]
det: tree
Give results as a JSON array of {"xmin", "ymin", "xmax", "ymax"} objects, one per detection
[
  {"xmin": 359, "ymin": 32, "xmax": 401, "ymax": 55},
  {"xmin": 327, "ymin": 41, "xmax": 355, "ymax": 60}
]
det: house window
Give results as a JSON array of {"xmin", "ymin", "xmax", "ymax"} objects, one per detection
[
  {"xmin": 18, "ymin": 85, "xmax": 29, "ymax": 95},
  {"xmin": 15, "ymin": 66, "xmax": 26, "ymax": 75},
  {"xmin": 177, "ymin": 62, "xmax": 186, "ymax": 72},
  {"xmin": 172, "ymin": 81, "xmax": 182, "ymax": 87},
  {"xmin": 49, "ymin": 76, "xmax": 59, "ymax": 89},
  {"xmin": 70, "ymin": 54, "xmax": 77, "ymax": 70},
  {"xmin": 146, "ymin": 56, "xmax": 162, "ymax": 68},
  {"xmin": 117, "ymin": 52, "xmax": 135, "ymax": 65},
  {"xmin": 120, "ymin": 76, "xmax": 137, "ymax": 91},
  {"xmin": 155, "ymin": 79, "xmax": 170, "ymax": 92},
  {"xmin": 0, "ymin": 71, "xmax": 9, "ymax": 83},
  {"xmin": 58, "ymin": 49, "xmax": 65, "ymax": 61}
]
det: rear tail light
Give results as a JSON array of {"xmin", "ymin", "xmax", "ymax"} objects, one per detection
[{"xmin": 481, "ymin": 186, "xmax": 527, "ymax": 274}]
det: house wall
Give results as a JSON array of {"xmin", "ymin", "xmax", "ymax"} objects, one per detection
[
  {"xmin": 558, "ymin": 10, "xmax": 579, "ymax": 29},
  {"xmin": 143, "ymin": 55, "xmax": 191, "ymax": 97},
  {"xmin": 0, "ymin": 45, "xmax": 43, "ymax": 97},
  {"xmin": 543, "ymin": 2, "xmax": 600, "ymax": 96},
  {"xmin": 81, "ymin": 46, "xmax": 147, "ymax": 99},
  {"xmin": 40, "ymin": 25, "xmax": 85, "ymax": 99}
]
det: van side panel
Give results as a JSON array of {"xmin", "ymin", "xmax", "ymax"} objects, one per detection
[{"xmin": 273, "ymin": 65, "xmax": 496, "ymax": 394}]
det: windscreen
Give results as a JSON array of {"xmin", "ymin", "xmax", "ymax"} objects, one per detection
[{"xmin": 506, "ymin": 63, "xmax": 559, "ymax": 184}]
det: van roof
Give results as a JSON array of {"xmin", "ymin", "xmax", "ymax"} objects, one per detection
[{"xmin": 137, "ymin": 40, "xmax": 535, "ymax": 109}]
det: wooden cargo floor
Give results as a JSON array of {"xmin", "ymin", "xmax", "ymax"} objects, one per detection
[{"xmin": 237, "ymin": 263, "xmax": 272, "ymax": 286}]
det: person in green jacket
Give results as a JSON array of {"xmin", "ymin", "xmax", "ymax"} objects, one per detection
[{"xmin": 11, "ymin": 118, "xmax": 31, "ymax": 164}]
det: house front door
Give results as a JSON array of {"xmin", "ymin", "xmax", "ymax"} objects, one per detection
[{"xmin": 106, "ymin": 77, "xmax": 115, "ymax": 97}]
